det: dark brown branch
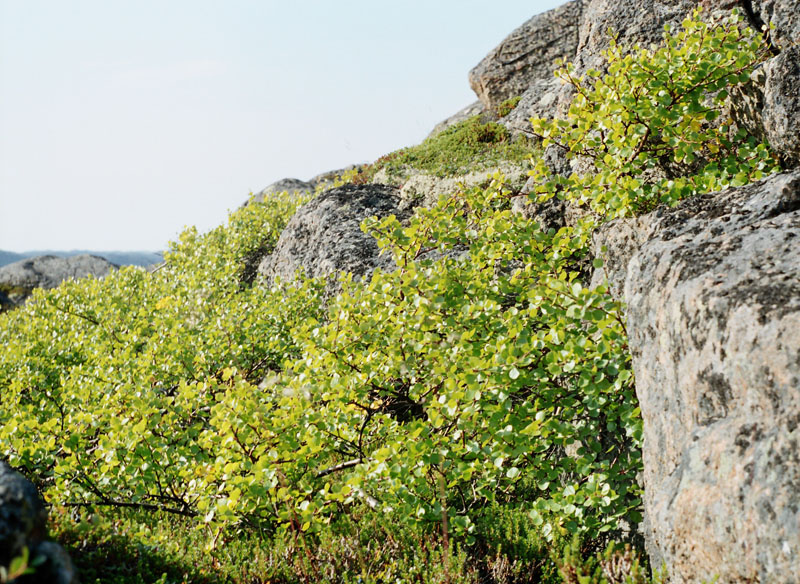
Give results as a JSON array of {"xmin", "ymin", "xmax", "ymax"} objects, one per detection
[{"xmin": 64, "ymin": 499, "xmax": 196, "ymax": 517}]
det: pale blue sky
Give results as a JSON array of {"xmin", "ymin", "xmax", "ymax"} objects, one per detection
[{"xmin": 0, "ymin": 1, "xmax": 562, "ymax": 251}]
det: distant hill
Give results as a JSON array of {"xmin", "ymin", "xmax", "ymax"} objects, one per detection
[
  {"xmin": 0, "ymin": 250, "xmax": 163, "ymax": 268},
  {"xmin": 0, "ymin": 251, "xmax": 25, "ymax": 266}
]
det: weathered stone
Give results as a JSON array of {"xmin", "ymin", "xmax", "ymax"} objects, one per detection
[
  {"xmin": 0, "ymin": 254, "xmax": 117, "ymax": 307},
  {"xmin": 764, "ymin": 45, "xmax": 800, "ymax": 166},
  {"xmin": 591, "ymin": 215, "xmax": 654, "ymax": 299},
  {"xmin": 427, "ymin": 101, "xmax": 486, "ymax": 139},
  {"xmin": 751, "ymin": 0, "xmax": 800, "ymax": 52},
  {"xmin": 468, "ymin": 1, "xmax": 584, "ymax": 112},
  {"xmin": 32, "ymin": 541, "xmax": 79, "ymax": 584},
  {"xmin": 595, "ymin": 169, "xmax": 800, "ymax": 582},
  {"xmin": 390, "ymin": 164, "xmax": 529, "ymax": 211},
  {"xmin": 512, "ymin": 193, "xmax": 567, "ymax": 233},
  {"xmin": 523, "ymin": 0, "xmax": 767, "ymax": 171},
  {"xmin": 500, "ymin": 77, "xmax": 564, "ymax": 137},
  {"xmin": 726, "ymin": 66, "xmax": 768, "ymax": 144},
  {"xmin": 573, "ymin": 1, "xmax": 703, "ymax": 72},
  {"xmin": 257, "ymin": 184, "xmax": 410, "ymax": 285},
  {"xmin": 0, "ymin": 462, "xmax": 47, "ymax": 567},
  {"xmin": 512, "ymin": 179, "xmax": 591, "ymax": 235},
  {"xmin": 0, "ymin": 251, "xmax": 160, "ymax": 270},
  {"xmin": 0, "ymin": 462, "xmax": 77, "ymax": 583}
]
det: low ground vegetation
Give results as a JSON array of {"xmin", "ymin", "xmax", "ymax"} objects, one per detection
[
  {"xmin": 361, "ymin": 114, "xmax": 538, "ymax": 182},
  {"xmin": 0, "ymin": 8, "xmax": 779, "ymax": 583}
]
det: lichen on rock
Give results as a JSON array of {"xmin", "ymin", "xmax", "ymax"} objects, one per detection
[{"xmin": 595, "ymin": 169, "xmax": 800, "ymax": 582}]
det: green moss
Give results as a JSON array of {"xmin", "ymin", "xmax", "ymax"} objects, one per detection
[
  {"xmin": 365, "ymin": 115, "xmax": 538, "ymax": 180},
  {"xmin": 496, "ymin": 96, "xmax": 522, "ymax": 118}
]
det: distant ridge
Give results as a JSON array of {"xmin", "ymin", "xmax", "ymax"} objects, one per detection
[{"xmin": 0, "ymin": 250, "xmax": 162, "ymax": 268}]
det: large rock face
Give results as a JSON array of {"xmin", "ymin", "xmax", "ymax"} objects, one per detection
[
  {"xmin": 467, "ymin": 0, "xmax": 800, "ymax": 152},
  {"xmin": 0, "ymin": 462, "xmax": 76, "ymax": 583},
  {"xmin": 257, "ymin": 184, "xmax": 408, "ymax": 285},
  {"xmin": 570, "ymin": 0, "xmax": 728, "ymax": 72},
  {"xmin": 764, "ymin": 45, "xmax": 800, "ymax": 166},
  {"xmin": 467, "ymin": 0, "xmax": 584, "ymax": 112},
  {"xmin": 0, "ymin": 254, "xmax": 117, "ymax": 308},
  {"xmin": 594, "ymin": 169, "xmax": 800, "ymax": 582},
  {"xmin": 753, "ymin": 0, "xmax": 800, "ymax": 52},
  {"xmin": 500, "ymin": 77, "xmax": 564, "ymax": 136}
]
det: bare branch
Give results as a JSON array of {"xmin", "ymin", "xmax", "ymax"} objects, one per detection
[{"xmin": 315, "ymin": 458, "xmax": 362, "ymax": 478}]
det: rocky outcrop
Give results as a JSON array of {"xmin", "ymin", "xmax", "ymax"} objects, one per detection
[
  {"xmin": 0, "ymin": 254, "xmax": 117, "ymax": 308},
  {"xmin": 571, "ymin": 0, "xmax": 723, "ymax": 72},
  {"xmin": 307, "ymin": 165, "xmax": 366, "ymax": 192},
  {"xmin": 469, "ymin": 0, "xmax": 800, "ymax": 159},
  {"xmin": 500, "ymin": 77, "xmax": 564, "ymax": 137},
  {"xmin": 764, "ymin": 45, "xmax": 800, "ymax": 166},
  {"xmin": 0, "ymin": 462, "xmax": 47, "ymax": 569},
  {"xmin": 0, "ymin": 250, "xmax": 160, "ymax": 269},
  {"xmin": 496, "ymin": 0, "xmax": 713, "ymax": 139},
  {"xmin": 468, "ymin": 1, "xmax": 584, "ymax": 112},
  {"xmin": 0, "ymin": 462, "xmax": 77, "ymax": 583},
  {"xmin": 248, "ymin": 166, "xmax": 369, "ymax": 207},
  {"xmin": 593, "ymin": 169, "xmax": 800, "ymax": 582},
  {"xmin": 752, "ymin": 0, "xmax": 800, "ymax": 52},
  {"xmin": 257, "ymin": 184, "xmax": 410, "ymax": 286}
]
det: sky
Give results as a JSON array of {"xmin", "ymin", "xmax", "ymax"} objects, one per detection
[{"xmin": 0, "ymin": 1, "xmax": 563, "ymax": 252}]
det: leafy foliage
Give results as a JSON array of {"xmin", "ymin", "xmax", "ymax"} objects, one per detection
[
  {"xmin": 0, "ymin": 8, "xmax": 778, "ymax": 583},
  {"xmin": 0, "ymin": 547, "xmax": 44, "ymax": 583},
  {"xmin": 0, "ymin": 190, "xmax": 322, "ymax": 519},
  {"xmin": 529, "ymin": 8, "xmax": 779, "ymax": 218},
  {"xmin": 267, "ymin": 179, "xmax": 640, "ymax": 540},
  {"xmin": 557, "ymin": 538, "xmax": 664, "ymax": 584}
]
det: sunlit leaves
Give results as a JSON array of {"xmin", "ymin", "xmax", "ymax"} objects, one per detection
[
  {"xmin": 0, "ymin": 8, "xmax": 772, "ymax": 548},
  {"xmin": 529, "ymin": 8, "xmax": 779, "ymax": 219},
  {"xmin": 273, "ymin": 177, "xmax": 643, "ymax": 539},
  {"xmin": 0, "ymin": 191, "xmax": 321, "ymax": 524},
  {"xmin": 0, "ymin": 174, "xmax": 641, "ymax": 541}
]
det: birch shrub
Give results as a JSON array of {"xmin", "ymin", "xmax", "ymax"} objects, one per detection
[
  {"xmin": 0, "ymin": 7, "xmax": 778, "ymax": 566},
  {"xmin": 0, "ymin": 191, "xmax": 323, "ymax": 516},
  {"xmin": 529, "ymin": 7, "xmax": 778, "ymax": 218}
]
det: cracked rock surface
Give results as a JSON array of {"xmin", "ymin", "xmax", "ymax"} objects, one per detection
[
  {"xmin": 257, "ymin": 184, "xmax": 411, "ymax": 287},
  {"xmin": 595, "ymin": 169, "xmax": 800, "ymax": 582},
  {"xmin": 467, "ymin": 0, "xmax": 583, "ymax": 113}
]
